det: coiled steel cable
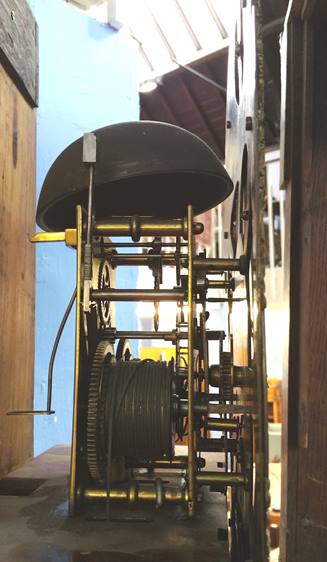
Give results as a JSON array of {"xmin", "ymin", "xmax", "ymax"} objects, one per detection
[
  {"xmin": 105, "ymin": 359, "xmax": 173, "ymax": 460},
  {"xmin": 101, "ymin": 358, "xmax": 173, "ymax": 518}
]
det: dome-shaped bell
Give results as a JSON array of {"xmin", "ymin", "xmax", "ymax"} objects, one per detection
[{"xmin": 36, "ymin": 121, "xmax": 233, "ymax": 232}]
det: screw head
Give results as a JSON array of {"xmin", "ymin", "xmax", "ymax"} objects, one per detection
[{"xmin": 245, "ymin": 116, "xmax": 253, "ymax": 131}]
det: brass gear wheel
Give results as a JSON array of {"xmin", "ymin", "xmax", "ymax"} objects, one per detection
[
  {"xmin": 97, "ymin": 259, "xmax": 111, "ymax": 328},
  {"xmin": 116, "ymin": 338, "xmax": 132, "ymax": 361},
  {"xmin": 220, "ymin": 351, "xmax": 233, "ymax": 402},
  {"xmin": 86, "ymin": 340, "xmax": 114, "ymax": 483}
]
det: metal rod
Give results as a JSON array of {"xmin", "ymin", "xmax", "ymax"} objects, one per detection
[
  {"xmin": 109, "ymin": 253, "xmax": 179, "ymax": 267},
  {"xmin": 193, "ymin": 256, "xmax": 248, "ymax": 274},
  {"xmin": 209, "ymin": 364, "xmax": 255, "ymax": 388},
  {"xmin": 209, "ymin": 404, "xmax": 255, "ymax": 414},
  {"xmin": 47, "ymin": 287, "xmax": 76, "ymax": 412},
  {"xmin": 206, "ymin": 297, "xmax": 246, "ymax": 303},
  {"xmin": 95, "ymin": 217, "xmax": 203, "ymax": 240},
  {"xmin": 280, "ymin": 189, "xmax": 286, "ymax": 268},
  {"xmin": 109, "ymin": 254, "xmax": 246, "ymax": 273},
  {"xmin": 205, "ymin": 418, "xmax": 239, "ymax": 432},
  {"xmin": 171, "ymin": 56, "xmax": 227, "ymax": 94},
  {"xmin": 187, "ymin": 204, "xmax": 195, "ymax": 517},
  {"xmin": 7, "ymin": 410, "xmax": 54, "ymax": 416},
  {"xmin": 179, "ymin": 400, "xmax": 208, "ymax": 416},
  {"xmin": 83, "ymin": 164, "xmax": 94, "ymax": 312},
  {"xmin": 267, "ymin": 181, "xmax": 275, "ymax": 268},
  {"xmin": 91, "ymin": 289, "xmax": 185, "ymax": 302},
  {"xmin": 128, "ymin": 456, "xmax": 205, "ymax": 470},
  {"xmin": 7, "ymin": 288, "xmax": 76, "ymax": 416},
  {"xmin": 83, "ymin": 132, "xmax": 96, "ymax": 313},
  {"xmin": 86, "ymin": 164, "xmax": 94, "ymax": 247},
  {"xmin": 84, "ymin": 482, "xmax": 188, "ymax": 504},
  {"xmin": 207, "ymin": 279, "xmax": 235, "ymax": 290},
  {"xmin": 197, "ymin": 438, "xmax": 237, "ymax": 453},
  {"xmin": 102, "ymin": 329, "xmax": 224, "ymax": 342},
  {"xmin": 195, "ymin": 471, "xmax": 246, "ymax": 487},
  {"xmin": 114, "ymin": 330, "xmax": 176, "ymax": 340},
  {"xmin": 200, "ymin": 311, "xmax": 209, "ymax": 394},
  {"xmin": 94, "ymin": 241, "xmax": 188, "ymax": 248},
  {"xmin": 207, "ymin": 330, "xmax": 226, "ymax": 340},
  {"xmin": 110, "ymin": 253, "xmax": 177, "ymax": 260},
  {"xmin": 262, "ymin": 17, "xmax": 284, "ymax": 38}
]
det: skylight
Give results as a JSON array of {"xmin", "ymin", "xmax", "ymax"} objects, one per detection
[{"xmin": 87, "ymin": 0, "xmax": 236, "ymax": 87}]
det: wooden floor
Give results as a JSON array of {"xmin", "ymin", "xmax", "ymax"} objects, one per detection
[{"xmin": 0, "ymin": 446, "xmax": 230, "ymax": 562}]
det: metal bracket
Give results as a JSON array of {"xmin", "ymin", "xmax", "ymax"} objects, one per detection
[{"xmin": 83, "ymin": 132, "xmax": 97, "ymax": 313}]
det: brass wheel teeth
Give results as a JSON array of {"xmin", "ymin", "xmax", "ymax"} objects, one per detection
[
  {"xmin": 86, "ymin": 340, "xmax": 111, "ymax": 483},
  {"xmin": 220, "ymin": 351, "xmax": 233, "ymax": 402},
  {"xmin": 98, "ymin": 259, "xmax": 111, "ymax": 328}
]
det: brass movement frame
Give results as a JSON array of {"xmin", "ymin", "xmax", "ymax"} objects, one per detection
[
  {"xmin": 31, "ymin": 205, "xmax": 251, "ymax": 517},
  {"xmin": 187, "ymin": 204, "xmax": 195, "ymax": 517},
  {"xmin": 69, "ymin": 205, "xmax": 83, "ymax": 515}
]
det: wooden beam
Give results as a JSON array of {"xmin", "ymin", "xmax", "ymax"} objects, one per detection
[
  {"xmin": 140, "ymin": 96, "xmax": 152, "ymax": 121},
  {"xmin": 141, "ymin": 107, "xmax": 150, "ymax": 120},
  {"xmin": 0, "ymin": 62, "xmax": 35, "ymax": 476},
  {"xmin": 173, "ymin": 0, "xmax": 202, "ymax": 50},
  {"xmin": 145, "ymin": 1, "xmax": 176, "ymax": 60},
  {"xmin": 129, "ymin": 27, "xmax": 155, "ymax": 73},
  {"xmin": 179, "ymin": 74, "xmax": 224, "ymax": 159},
  {"xmin": 156, "ymin": 86, "xmax": 180, "ymax": 125},
  {"xmin": 202, "ymin": 60, "xmax": 226, "ymax": 105},
  {"xmin": 204, "ymin": 0, "xmax": 228, "ymax": 39}
]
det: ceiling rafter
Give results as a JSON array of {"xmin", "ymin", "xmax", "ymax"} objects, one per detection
[
  {"xmin": 145, "ymin": 1, "xmax": 177, "ymax": 61},
  {"xmin": 178, "ymin": 74, "xmax": 224, "ymax": 159},
  {"xmin": 141, "ymin": 97, "xmax": 152, "ymax": 121},
  {"xmin": 204, "ymin": 0, "xmax": 228, "ymax": 39},
  {"xmin": 201, "ymin": 60, "xmax": 226, "ymax": 105},
  {"xmin": 129, "ymin": 27, "xmax": 154, "ymax": 73},
  {"xmin": 156, "ymin": 86, "xmax": 180, "ymax": 125},
  {"xmin": 173, "ymin": 0, "xmax": 202, "ymax": 51}
]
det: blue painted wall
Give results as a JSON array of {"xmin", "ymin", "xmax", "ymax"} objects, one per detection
[{"xmin": 28, "ymin": 0, "xmax": 139, "ymax": 455}]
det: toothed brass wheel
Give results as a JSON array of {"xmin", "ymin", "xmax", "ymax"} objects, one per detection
[
  {"xmin": 97, "ymin": 259, "xmax": 111, "ymax": 328},
  {"xmin": 220, "ymin": 351, "xmax": 233, "ymax": 403},
  {"xmin": 86, "ymin": 340, "xmax": 114, "ymax": 483}
]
